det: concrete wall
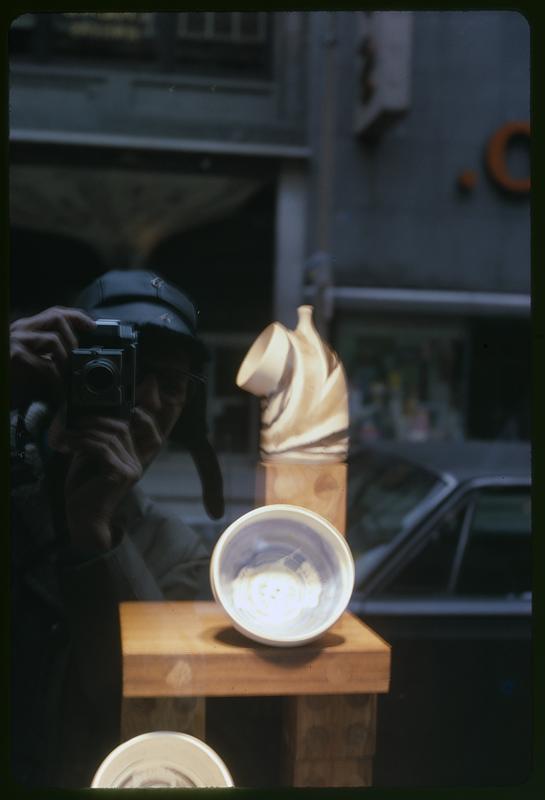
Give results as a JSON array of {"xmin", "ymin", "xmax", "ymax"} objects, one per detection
[{"xmin": 307, "ymin": 11, "xmax": 530, "ymax": 294}]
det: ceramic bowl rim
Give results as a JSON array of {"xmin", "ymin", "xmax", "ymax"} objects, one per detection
[
  {"xmin": 210, "ymin": 503, "xmax": 355, "ymax": 646},
  {"xmin": 91, "ymin": 730, "xmax": 235, "ymax": 788}
]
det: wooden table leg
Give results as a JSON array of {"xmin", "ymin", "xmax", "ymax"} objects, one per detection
[
  {"xmin": 121, "ymin": 697, "xmax": 206, "ymax": 741},
  {"xmin": 282, "ymin": 694, "xmax": 377, "ymax": 787}
]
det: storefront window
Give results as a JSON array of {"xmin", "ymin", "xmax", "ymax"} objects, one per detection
[
  {"xmin": 10, "ymin": 12, "xmax": 272, "ymax": 77},
  {"xmin": 335, "ymin": 316, "xmax": 467, "ymax": 444},
  {"xmin": 40, "ymin": 13, "xmax": 156, "ymax": 63}
]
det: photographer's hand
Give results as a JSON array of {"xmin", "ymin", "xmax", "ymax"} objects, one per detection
[
  {"xmin": 129, "ymin": 405, "xmax": 165, "ymax": 469},
  {"xmin": 49, "ymin": 415, "xmax": 143, "ymax": 556},
  {"xmin": 10, "ymin": 306, "xmax": 95, "ymax": 410}
]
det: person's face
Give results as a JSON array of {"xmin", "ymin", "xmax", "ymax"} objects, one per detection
[{"xmin": 132, "ymin": 347, "xmax": 193, "ymax": 468}]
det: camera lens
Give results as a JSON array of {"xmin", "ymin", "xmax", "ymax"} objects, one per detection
[{"xmin": 84, "ymin": 359, "xmax": 116, "ymax": 394}]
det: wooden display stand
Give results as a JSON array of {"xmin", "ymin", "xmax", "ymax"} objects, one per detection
[
  {"xmin": 255, "ymin": 461, "xmax": 347, "ymax": 534},
  {"xmin": 257, "ymin": 459, "xmax": 388, "ymax": 786},
  {"xmin": 120, "ymin": 601, "xmax": 390, "ymax": 787},
  {"xmin": 120, "ymin": 460, "xmax": 391, "ymax": 787}
]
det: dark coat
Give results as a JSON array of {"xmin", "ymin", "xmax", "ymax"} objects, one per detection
[{"xmin": 10, "ymin": 425, "xmax": 210, "ymax": 790}]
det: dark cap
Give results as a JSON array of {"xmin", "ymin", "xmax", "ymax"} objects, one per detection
[
  {"xmin": 76, "ymin": 270, "xmax": 207, "ymax": 363},
  {"xmin": 75, "ymin": 269, "xmax": 223, "ymax": 519}
]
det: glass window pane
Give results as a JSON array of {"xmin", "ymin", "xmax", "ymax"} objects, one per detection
[
  {"xmin": 347, "ymin": 449, "xmax": 441, "ymax": 555},
  {"xmin": 336, "ymin": 317, "xmax": 467, "ymax": 444},
  {"xmin": 45, "ymin": 12, "xmax": 156, "ymax": 62},
  {"xmin": 174, "ymin": 11, "xmax": 271, "ymax": 78},
  {"xmin": 377, "ymin": 505, "xmax": 465, "ymax": 596},
  {"xmin": 347, "ymin": 449, "xmax": 446, "ymax": 588},
  {"xmin": 456, "ymin": 489, "xmax": 531, "ymax": 597}
]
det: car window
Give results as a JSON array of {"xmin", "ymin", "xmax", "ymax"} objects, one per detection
[
  {"xmin": 454, "ymin": 489, "xmax": 531, "ymax": 597},
  {"xmin": 375, "ymin": 504, "xmax": 466, "ymax": 596},
  {"xmin": 347, "ymin": 450, "xmax": 443, "ymax": 561}
]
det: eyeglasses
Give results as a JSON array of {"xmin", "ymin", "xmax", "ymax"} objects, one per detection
[{"xmin": 136, "ymin": 362, "xmax": 206, "ymax": 403}]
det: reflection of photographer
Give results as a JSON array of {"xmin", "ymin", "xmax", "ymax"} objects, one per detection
[{"xmin": 10, "ymin": 270, "xmax": 224, "ymax": 788}]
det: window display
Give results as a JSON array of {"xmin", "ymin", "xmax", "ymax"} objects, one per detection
[{"xmin": 335, "ymin": 317, "xmax": 467, "ymax": 444}]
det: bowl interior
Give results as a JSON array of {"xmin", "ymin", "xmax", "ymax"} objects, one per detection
[
  {"xmin": 91, "ymin": 733, "xmax": 234, "ymax": 788},
  {"xmin": 213, "ymin": 510, "xmax": 353, "ymax": 642}
]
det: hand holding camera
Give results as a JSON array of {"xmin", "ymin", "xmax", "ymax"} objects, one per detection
[
  {"xmin": 10, "ymin": 306, "xmax": 96, "ymax": 410},
  {"xmin": 49, "ymin": 318, "xmax": 146, "ymax": 554},
  {"xmin": 11, "ymin": 275, "xmax": 223, "ymax": 554},
  {"xmin": 49, "ymin": 413, "xmax": 143, "ymax": 555}
]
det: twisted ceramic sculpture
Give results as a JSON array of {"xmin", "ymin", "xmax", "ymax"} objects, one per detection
[{"xmin": 236, "ymin": 306, "xmax": 349, "ymax": 462}]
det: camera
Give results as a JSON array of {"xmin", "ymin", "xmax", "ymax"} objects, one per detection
[{"xmin": 66, "ymin": 319, "xmax": 138, "ymax": 427}]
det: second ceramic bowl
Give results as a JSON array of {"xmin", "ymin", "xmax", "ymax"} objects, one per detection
[{"xmin": 91, "ymin": 731, "xmax": 234, "ymax": 788}]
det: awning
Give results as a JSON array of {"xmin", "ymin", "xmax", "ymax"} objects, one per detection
[{"xmin": 9, "ymin": 161, "xmax": 265, "ymax": 266}]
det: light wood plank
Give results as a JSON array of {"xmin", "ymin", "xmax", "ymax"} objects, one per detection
[
  {"xmin": 282, "ymin": 694, "xmax": 377, "ymax": 786},
  {"xmin": 120, "ymin": 601, "xmax": 390, "ymax": 698},
  {"xmin": 256, "ymin": 461, "xmax": 347, "ymax": 534},
  {"xmin": 283, "ymin": 693, "xmax": 377, "ymax": 759},
  {"xmin": 259, "ymin": 458, "xmax": 381, "ymax": 786}
]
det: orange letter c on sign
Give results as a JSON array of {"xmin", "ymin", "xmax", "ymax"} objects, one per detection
[{"xmin": 485, "ymin": 121, "xmax": 530, "ymax": 194}]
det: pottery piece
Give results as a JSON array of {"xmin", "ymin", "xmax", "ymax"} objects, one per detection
[
  {"xmin": 91, "ymin": 731, "xmax": 234, "ymax": 788},
  {"xmin": 236, "ymin": 305, "xmax": 349, "ymax": 462},
  {"xmin": 210, "ymin": 504, "xmax": 355, "ymax": 647}
]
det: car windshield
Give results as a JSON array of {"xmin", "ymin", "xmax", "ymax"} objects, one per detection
[{"xmin": 347, "ymin": 448, "xmax": 446, "ymax": 573}]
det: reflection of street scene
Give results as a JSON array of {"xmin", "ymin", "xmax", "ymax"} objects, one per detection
[
  {"xmin": 344, "ymin": 327, "xmax": 464, "ymax": 444},
  {"xmin": 9, "ymin": 9, "xmax": 531, "ymax": 792},
  {"xmin": 346, "ymin": 439, "xmax": 531, "ymax": 786}
]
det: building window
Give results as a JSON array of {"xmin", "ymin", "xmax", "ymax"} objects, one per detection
[
  {"xmin": 10, "ymin": 12, "xmax": 273, "ymax": 77},
  {"xmin": 177, "ymin": 12, "xmax": 268, "ymax": 44},
  {"xmin": 174, "ymin": 11, "xmax": 272, "ymax": 76},
  {"xmin": 10, "ymin": 13, "xmax": 157, "ymax": 63},
  {"xmin": 335, "ymin": 316, "xmax": 467, "ymax": 443}
]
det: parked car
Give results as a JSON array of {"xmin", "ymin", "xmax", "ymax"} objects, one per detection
[{"xmin": 346, "ymin": 440, "xmax": 532, "ymax": 787}]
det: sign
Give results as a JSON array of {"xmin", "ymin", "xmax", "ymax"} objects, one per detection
[{"xmin": 485, "ymin": 121, "xmax": 530, "ymax": 194}]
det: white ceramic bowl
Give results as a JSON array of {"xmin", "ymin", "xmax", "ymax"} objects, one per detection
[
  {"xmin": 210, "ymin": 504, "xmax": 355, "ymax": 647},
  {"xmin": 91, "ymin": 731, "xmax": 234, "ymax": 788}
]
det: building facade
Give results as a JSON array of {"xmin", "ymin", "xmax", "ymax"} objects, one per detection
[{"xmin": 9, "ymin": 11, "xmax": 531, "ymax": 475}]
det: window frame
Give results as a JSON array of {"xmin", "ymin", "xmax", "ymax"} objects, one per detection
[{"xmin": 450, "ymin": 482, "xmax": 532, "ymax": 599}]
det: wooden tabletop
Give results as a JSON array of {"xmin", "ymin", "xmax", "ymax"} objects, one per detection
[{"xmin": 120, "ymin": 601, "xmax": 391, "ymax": 698}]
